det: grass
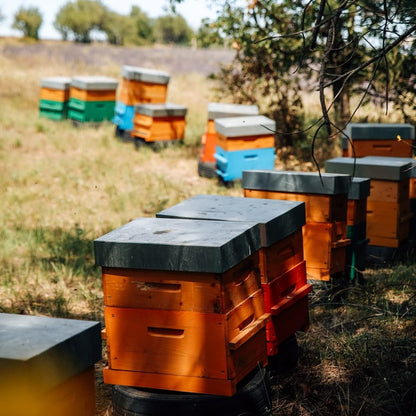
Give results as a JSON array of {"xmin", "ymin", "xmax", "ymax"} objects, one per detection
[{"xmin": 0, "ymin": 38, "xmax": 415, "ymax": 415}]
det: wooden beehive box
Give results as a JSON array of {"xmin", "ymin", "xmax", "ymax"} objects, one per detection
[
  {"xmin": 94, "ymin": 217, "xmax": 269, "ymax": 396},
  {"xmin": 343, "ymin": 123, "xmax": 415, "ymax": 158},
  {"xmin": 156, "ymin": 194, "xmax": 310, "ymax": 357},
  {"xmin": 70, "ymin": 76, "xmax": 118, "ymax": 101},
  {"xmin": 40, "ymin": 76, "xmax": 71, "ymax": 102},
  {"xmin": 132, "ymin": 103, "xmax": 187, "ymax": 143},
  {"xmin": 325, "ymin": 156, "xmax": 413, "ymax": 248},
  {"xmin": 118, "ymin": 65, "xmax": 170, "ymax": 105},
  {"xmin": 39, "ymin": 77, "xmax": 71, "ymax": 120},
  {"xmin": 0, "ymin": 314, "xmax": 101, "ymax": 416},
  {"xmin": 243, "ymin": 170, "xmax": 351, "ymax": 281},
  {"xmin": 200, "ymin": 103, "xmax": 260, "ymax": 165}
]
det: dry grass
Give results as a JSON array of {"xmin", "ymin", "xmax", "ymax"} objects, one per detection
[{"xmin": 1, "ymin": 39, "xmax": 415, "ymax": 416}]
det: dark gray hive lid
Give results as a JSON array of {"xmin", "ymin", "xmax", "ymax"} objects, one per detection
[
  {"xmin": 94, "ymin": 217, "xmax": 261, "ymax": 273},
  {"xmin": 207, "ymin": 103, "xmax": 259, "ymax": 120},
  {"xmin": 242, "ymin": 170, "xmax": 351, "ymax": 195},
  {"xmin": 121, "ymin": 65, "xmax": 170, "ymax": 84},
  {"xmin": 134, "ymin": 103, "xmax": 187, "ymax": 117},
  {"xmin": 215, "ymin": 115, "xmax": 275, "ymax": 137},
  {"xmin": 348, "ymin": 177, "xmax": 371, "ymax": 200},
  {"xmin": 156, "ymin": 194, "xmax": 305, "ymax": 247},
  {"xmin": 0, "ymin": 313, "xmax": 101, "ymax": 391},
  {"xmin": 325, "ymin": 157, "xmax": 412, "ymax": 181},
  {"xmin": 71, "ymin": 76, "xmax": 118, "ymax": 90},
  {"xmin": 361, "ymin": 156, "xmax": 416, "ymax": 178},
  {"xmin": 40, "ymin": 76, "xmax": 71, "ymax": 90},
  {"xmin": 344, "ymin": 123, "xmax": 415, "ymax": 140}
]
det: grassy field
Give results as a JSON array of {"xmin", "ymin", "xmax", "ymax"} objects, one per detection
[{"xmin": 0, "ymin": 39, "xmax": 415, "ymax": 415}]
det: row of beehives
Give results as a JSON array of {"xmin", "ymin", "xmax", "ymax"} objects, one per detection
[
  {"xmin": 2, "ymin": 162, "xmax": 414, "ymax": 415},
  {"xmin": 93, "ymin": 158, "xmax": 416, "ymax": 401},
  {"xmin": 39, "ymin": 67, "xmax": 188, "ymax": 147}
]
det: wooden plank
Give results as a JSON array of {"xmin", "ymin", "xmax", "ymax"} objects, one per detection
[
  {"xmin": 347, "ymin": 199, "xmax": 367, "ymax": 225},
  {"xmin": 102, "ymin": 257, "xmax": 260, "ymax": 313},
  {"xmin": 368, "ymin": 179, "xmax": 410, "ymax": 203},
  {"xmin": 105, "ymin": 307, "xmax": 228, "ymax": 379},
  {"xmin": 244, "ymin": 189, "xmax": 347, "ymax": 223},
  {"xmin": 39, "ymin": 87, "xmax": 69, "ymax": 102},
  {"xmin": 69, "ymin": 87, "xmax": 116, "ymax": 101},
  {"xmin": 133, "ymin": 114, "xmax": 186, "ymax": 141},
  {"xmin": 262, "ymin": 261, "xmax": 307, "ymax": 312},
  {"xmin": 257, "ymin": 230, "xmax": 304, "ymax": 283},
  {"xmin": 410, "ymin": 178, "xmax": 416, "ymax": 199},
  {"xmin": 347, "ymin": 139, "xmax": 414, "ymax": 158},
  {"xmin": 103, "ymin": 367, "xmax": 236, "ymax": 396},
  {"xmin": 118, "ymin": 78, "xmax": 167, "ymax": 105},
  {"xmin": 216, "ymin": 133, "xmax": 275, "ymax": 151}
]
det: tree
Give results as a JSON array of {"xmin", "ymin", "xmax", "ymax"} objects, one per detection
[
  {"xmin": 12, "ymin": 6, "xmax": 43, "ymax": 40},
  {"xmin": 100, "ymin": 11, "xmax": 136, "ymax": 45},
  {"xmin": 153, "ymin": 14, "xmax": 194, "ymax": 45},
  {"xmin": 54, "ymin": 0, "xmax": 106, "ymax": 43},
  {"xmin": 130, "ymin": 6, "xmax": 154, "ymax": 45},
  {"xmin": 196, "ymin": 18, "xmax": 226, "ymax": 48}
]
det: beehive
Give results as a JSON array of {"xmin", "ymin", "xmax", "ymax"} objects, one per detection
[
  {"xmin": 39, "ymin": 77, "xmax": 71, "ymax": 120},
  {"xmin": 325, "ymin": 156, "xmax": 413, "ymax": 248},
  {"xmin": 156, "ymin": 194, "xmax": 310, "ymax": 356},
  {"xmin": 113, "ymin": 66, "xmax": 170, "ymax": 139},
  {"xmin": 214, "ymin": 116, "xmax": 276, "ymax": 182},
  {"xmin": 342, "ymin": 123, "xmax": 415, "ymax": 158},
  {"xmin": 198, "ymin": 103, "xmax": 259, "ymax": 178},
  {"xmin": 344, "ymin": 178, "xmax": 371, "ymax": 282},
  {"xmin": 243, "ymin": 170, "xmax": 352, "ymax": 281},
  {"xmin": 0, "ymin": 313, "xmax": 101, "ymax": 416},
  {"xmin": 94, "ymin": 217, "xmax": 269, "ymax": 396},
  {"xmin": 68, "ymin": 76, "xmax": 118, "ymax": 122},
  {"xmin": 132, "ymin": 103, "xmax": 187, "ymax": 145}
]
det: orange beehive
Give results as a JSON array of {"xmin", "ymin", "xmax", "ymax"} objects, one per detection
[
  {"xmin": 69, "ymin": 86, "xmax": 116, "ymax": 101},
  {"xmin": 94, "ymin": 217, "xmax": 269, "ymax": 396},
  {"xmin": 117, "ymin": 65, "xmax": 170, "ymax": 106},
  {"xmin": 343, "ymin": 123, "xmax": 415, "ymax": 158},
  {"xmin": 243, "ymin": 170, "xmax": 352, "ymax": 281},
  {"xmin": 156, "ymin": 194, "xmax": 310, "ymax": 360},
  {"xmin": 325, "ymin": 156, "xmax": 413, "ymax": 248},
  {"xmin": 132, "ymin": 103, "xmax": 187, "ymax": 144}
]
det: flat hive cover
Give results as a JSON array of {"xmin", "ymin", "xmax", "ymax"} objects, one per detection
[
  {"xmin": 94, "ymin": 217, "xmax": 261, "ymax": 273},
  {"xmin": 40, "ymin": 76, "xmax": 71, "ymax": 90},
  {"xmin": 122, "ymin": 65, "xmax": 170, "ymax": 84},
  {"xmin": 362, "ymin": 156, "xmax": 416, "ymax": 178},
  {"xmin": 348, "ymin": 177, "xmax": 371, "ymax": 200},
  {"xmin": 156, "ymin": 194, "xmax": 305, "ymax": 247},
  {"xmin": 71, "ymin": 76, "xmax": 118, "ymax": 90},
  {"xmin": 325, "ymin": 157, "xmax": 412, "ymax": 181},
  {"xmin": 215, "ymin": 115, "xmax": 275, "ymax": 137},
  {"xmin": 134, "ymin": 103, "xmax": 187, "ymax": 117},
  {"xmin": 207, "ymin": 103, "xmax": 259, "ymax": 120},
  {"xmin": 242, "ymin": 170, "xmax": 351, "ymax": 195},
  {"xmin": 344, "ymin": 123, "xmax": 415, "ymax": 140},
  {"xmin": 0, "ymin": 313, "xmax": 101, "ymax": 390}
]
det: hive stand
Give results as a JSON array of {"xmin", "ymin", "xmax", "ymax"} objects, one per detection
[
  {"xmin": 156, "ymin": 194, "xmax": 311, "ymax": 359},
  {"xmin": 198, "ymin": 103, "xmax": 259, "ymax": 178},
  {"xmin": 39, "ymin": 77, "xmax": 71, "ymax": 121},
  {"xmin": 113, "ymin": 66, "xmax": 170, "ymax": 141},
  {"xmin": 214, "ymin": 115, "xmax": 276, "ymax": 183},
  {"xmin": 242, "ymin": 170, "xmax": 352, "ymax": 282},
  {"xmin": 94, "ymin": 217, "xmax": 269, "ymax": 396},
  {"xmin": 345, "ymin": 178, "xmax": 371, "ymax": 283},
  {"xmin": 325, "ymin": 156, "xmax": 413, "ymax": 261},
  {"xmin": 0, "ymin": 313, "xmax": 101, "ymax": 416},
  {"xmin": 132, "ymin": 103, "xmax": 187, "ymax": 148},
  {"xmin": 342, "ymin": 123, "xmax": 415, "ymax": 158},
  {"xmin": 68, "ymin": 76, "xmax": 118, "ymax": 123}
]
